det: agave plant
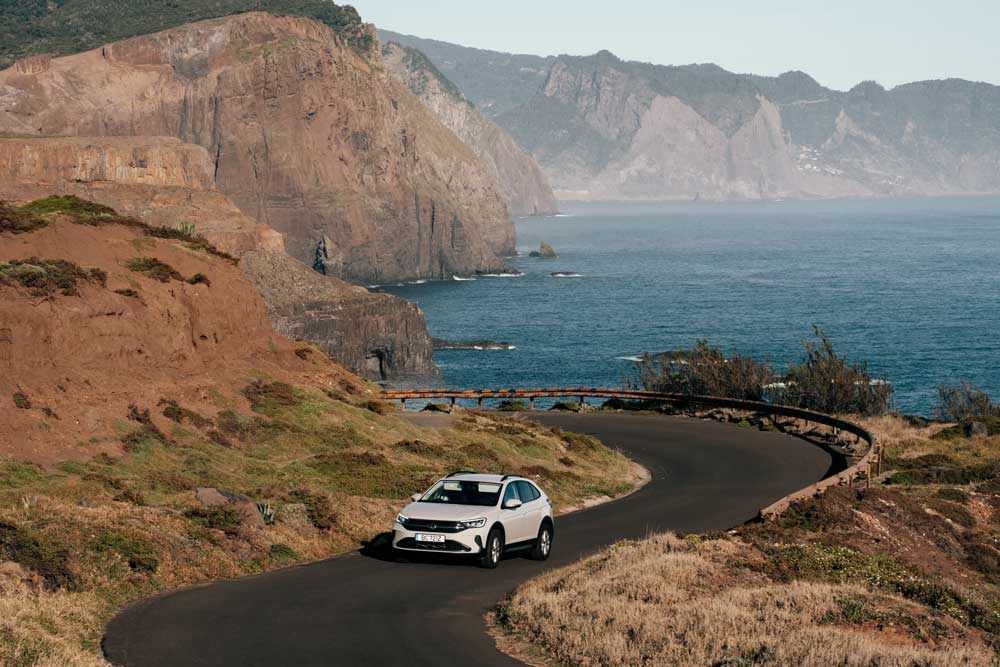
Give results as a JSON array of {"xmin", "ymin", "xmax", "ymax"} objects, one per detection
[{"xmin": 256, "ymin": 502, "xmax": 277, "ymax": 526}]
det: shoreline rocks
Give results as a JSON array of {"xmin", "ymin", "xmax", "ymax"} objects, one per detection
[{"xmin": 529, "ymin": 241, "xmax": 558, "ymax": 258}]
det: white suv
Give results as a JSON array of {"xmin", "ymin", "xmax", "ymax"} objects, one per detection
[{"xmin": 392, "ymin": 472, "xmax": 555, "ymax": 568}]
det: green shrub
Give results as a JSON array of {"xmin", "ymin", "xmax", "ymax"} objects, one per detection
[
  {"xmin": 0, "ymin": 522, "xmax": 74, "ymax": 590},
  {"xmin": 18, "ymin": 195, "xmax": 117, "ymax": 219},
  {"xmin": 159, "ymin": 399, "xmax": 212, "ymax": 429},
  {"xmin": 936, "ymin": 488, "xmax": 970, "ymax": 504},
  {"xmin": 497, "ymin": 399, "xmax": 529, "ymax": 412},
  {"xmin": 269, "ymin": 543, "xmax": 300, "ymax": 564},
  {"xmin": 935, "ymin": 381, "xmax": 999, "ymax": 422},
  {"xmin": 286, "ymin": 490, "xmax": 336, "ymax": 531},
  {"xmin": 114, "ymin": 288, "xmax": 140, "ymax": 298},
  {"xmin": 91, "ymin": 530, "xmax": 159, "ymax": 573},
  {"xmin": 0, "ymin": 202, "xmax": 47, "ymax": 234},
  {"xmin": 125, "ymin": 257, "xmax": 183, "ymax": 283},
  {"xmin": 0, "ymin": 460, "xmax": 45, "ymax": 488},
  {"xmin": 186, "ymin": 273, "xmax": 211, "ymax": 287},
  {"xmin": 183, "ymin": 507, "xmax": 242, "ymax": 537},
  {"xmin": 242, "ymin": 380, "xmax": 301, "ymax": 414},
  {"xmin": 0, "ymin": 257, "xmax": 106, "ymax": 296},
  {"xmin": 12, "ymin": 392, "xmax": 31, "ymax": 410},
  {"xmin": 634, "ymin": 339, "xmax": 776, "ymax": 402}
]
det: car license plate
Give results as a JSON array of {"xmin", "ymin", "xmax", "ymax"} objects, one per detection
[{"xmin": 415, "ymin": 533, "xmax": 445, "ymax": 543}]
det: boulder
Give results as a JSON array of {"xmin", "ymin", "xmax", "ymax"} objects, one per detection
[{"xmin": 195, "ymin": 487, "xmax": 250, "ymax": 507}]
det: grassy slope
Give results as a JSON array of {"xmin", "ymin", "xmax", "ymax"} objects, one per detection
[
  {"xmin": 0, "ymin": 198, "xmax": 640, "ymax": 666},
  {"xmin": 495, "ymin": 415, "xmax": 1000, "ymax": 666}
]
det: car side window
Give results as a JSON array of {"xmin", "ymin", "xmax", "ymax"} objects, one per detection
[
  {"xmin": 503, "ymin": 483, "xmax": 520, "ymax": 506},
  {"xmin": 515, "ymin": 481, "xmax": 539, "ymax": 502}
]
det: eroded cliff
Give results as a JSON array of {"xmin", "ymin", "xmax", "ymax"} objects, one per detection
[
  {"xmin": 0, "ymin": 12, "xmax": 514, "ymax": 283},
  {"xmin": 0, "ymin": 137, "xmax": 437, "ymax": 380}
]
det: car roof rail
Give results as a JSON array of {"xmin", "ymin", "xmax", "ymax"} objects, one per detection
[
  {"xmin": 500, "ymin": 473, "xmax": 526, "ymax": 482},
  {"xmin": 446, "ymin": 470, "xmax": 477, "ymax": 478}
]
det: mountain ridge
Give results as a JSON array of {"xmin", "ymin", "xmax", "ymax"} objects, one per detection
[{"xmin": 382, "ymin": 30, "xmax": 1000, "ymax": 201}]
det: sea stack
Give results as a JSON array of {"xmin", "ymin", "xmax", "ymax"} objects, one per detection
[{"xmin": 530, "ymin": 241, "xmax": 558, "ymax": 258}]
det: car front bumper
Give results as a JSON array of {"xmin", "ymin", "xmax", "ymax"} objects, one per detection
[{"xmin": 391, "ymin": 522, "xmax": 486, "ymax": 554}]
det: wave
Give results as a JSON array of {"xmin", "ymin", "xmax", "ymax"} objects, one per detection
[
  {"xmin": 616, "ymin": 355, "xmax": 644, "ymax": 362},
  {"xmin": 472, "ymin": 345, "xmax": 517, "ymax": 351},
  {"xmin": 408, "ymin": 279, "xmax": 429, "ymax": 285},
  {"xmin": 479, "ymin": 272, "xmax": 524, "ymax": 278},
  {"xmin": 550, "ymin": 272, "xmax": 583, "ymax": 278},
  {"xmin": 452, "ymin": 275, "xmax": 477, "ymax": 281}
]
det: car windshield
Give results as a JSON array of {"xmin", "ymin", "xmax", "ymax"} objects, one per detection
[{"xmin": 420, "ymin": 480, "xmax": 502, "ymax": 506}]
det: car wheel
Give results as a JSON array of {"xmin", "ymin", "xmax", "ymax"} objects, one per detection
[
  {"xmin": 531, "ymin": 522, "xmax": 553, "ymax": 561},
  {"xmin": 480, "ymin": 528, "xmax": 503, "ymax": 569}
]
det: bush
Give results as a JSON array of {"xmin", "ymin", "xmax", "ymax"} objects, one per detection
[
  {"xmin": 776, "ymin": 327, "xmax": 892, "ymax": 416},
  {"xmin": 634, "ymin": 340, "xmax": 776, "ymax": 401},
  {"xmin": 18, "ymin": 195, "xmax": 117, "ymax": 219},
  {"xmin": 243, "ymin": 380, "xmax": 301, "ymax": 414},
  {"xmin": 0, "ymin": 522, "xmax": 74, "ymax": 590},
  {"xmin": 935, "ymin": 381, "xmax": 999, "ymax": 422},
  {"xmin": 12, "ymin": 392, "xmax": 31, "ymax": 410},
  {"xmin": 497, "ymin": 400, "xmax": 529, "ymax": 412},
  {"xmin": 0, "ymin": 257, "xmax": 106, "ymax": 296},
  {"xmin": 0, "ymin": 201, "xmax": 47, "ymax": 234},
  {"xmin": 183, "ymin": 507, "xmax": 242, "ymax": 537},
  {"xmin": 125, "ymin": 257, "xmax": 183, "ymax": 283},
  {"xmin": 91, "ymin": 530, "xmax": 159, "ymax": 573}
]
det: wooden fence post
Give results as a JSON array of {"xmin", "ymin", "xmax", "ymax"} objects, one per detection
[{"xmin": 400, "ymin": 398, "xmax": 406, "ymax": 412}]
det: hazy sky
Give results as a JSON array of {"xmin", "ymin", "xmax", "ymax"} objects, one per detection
[{"xmin": 354, "ymin": 0, "xmax": 998, "ymax": 91}]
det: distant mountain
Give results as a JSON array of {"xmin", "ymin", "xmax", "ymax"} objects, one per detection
[
  {"xmin": 382, "ymin": 41, "xmax": 557, "ymax": 216},
  {"xmin": 381, "ymin": 31, "xmax": 1000, "ymax": 201}
]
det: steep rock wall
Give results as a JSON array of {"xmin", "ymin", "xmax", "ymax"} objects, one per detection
[
  {"xmin": 0, "ymin": 137, "xmax": 437, "ymax": 380},
  {"xmin": 0, "ymin": 12, "xmax": 514, "ymax": 283}
]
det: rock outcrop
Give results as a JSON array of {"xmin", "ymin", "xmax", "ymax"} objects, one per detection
[
  {"xmin": 0, "ymin": 12, "xmax": 515, "ymax": 283},
  {"xmin": 382, "ymin": 42, "xmax": 558, "ymax": 217},
  {"xmin": 529, "ymin": 241, "xmax": 557, "ymax": 258},
  {"xmin": 0, "ymin": 137, "xmax": 437, "ymax": 380}
]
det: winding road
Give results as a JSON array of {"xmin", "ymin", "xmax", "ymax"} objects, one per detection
[{"xmin": 103, "ymin": 413, "xmax": 837, "ymax": 667}]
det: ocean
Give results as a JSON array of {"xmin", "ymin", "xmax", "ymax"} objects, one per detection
[{"xmin": 380, "ymin": 197, "xmax": 1000, "ymax": 416}]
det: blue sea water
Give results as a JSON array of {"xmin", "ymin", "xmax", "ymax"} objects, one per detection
[{"xmin": 381, "ymin": 198, "xmax": 1000, "ymax": 416}]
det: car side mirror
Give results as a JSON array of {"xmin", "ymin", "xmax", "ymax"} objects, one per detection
[
  {"xmin": 411, "ymin": 493, "xmax": 422, "ymax": 502},
  {"xmin": 503, "ymin": 499, "xmax": 522, "ymax": 510}
]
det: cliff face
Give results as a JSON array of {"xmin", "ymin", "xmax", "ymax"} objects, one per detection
[
  {"xmin": 0, "ymin": 137, "xmax": 437, "ymax": 380},
  {"xmin": 0, "ymin": 12, "xmax": 514, "ymax": 283},
  {"xmin": 0, "ymin": 216, "xmax": 310, "ymax": 458},
  {"xmin": 383, "ymin": 42, "xmax": 558, "ymax": 217},
  {"xmin": 385, "ymin": 35, "xmax": 1000, "ymax": 201}
]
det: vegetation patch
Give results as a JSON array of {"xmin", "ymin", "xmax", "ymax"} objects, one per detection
[
  {"xmin": 90, "ymin": 530, "xmax": 159, "ymax": 574},
  {"xmin": 497, "ymin": 399, "xmax": 529, "ymax": 412},
  {"xmin": 12, "ymin": 392, "xmax": 31, "ymax": 410},
  {"xmin": 159, "ymin": 399, "xmax": 212, "ymax": 429},
  {"xmin": 242, "ymin": 380, "xmax": 301, "ymax": 415},
  {"xmin": 183, "ymin": 507, "xmax": 243, "ymax": 538},
  {"xmin": 0, "ymin": 257, "xmax": 106, "ymax": 297},
  {"xmin": 0, "ymin": 523, "xmax": 74, "ymax": 590},
  {"xmin": 125, "ymin": 257, "xmax": 183, "ymax": 283},
  {"xmin": 305, "ymin": 452, "xmax": 433, "ymax": 498},
  {"xmin": 18, "ymin": 195, "xmax": 118, "ymax": 220},
  {"xmin": 0, "ymin": 201, "xmax": 47, "ymax": 234},
  {"xmin": 0, "ymin": 459, "xmax": 45, "ymax": 488}
]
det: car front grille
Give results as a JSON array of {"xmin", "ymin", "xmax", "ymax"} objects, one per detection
[
  {"xmin": 403, "ymin": 518, "xmax": 463, "ymax": 533},
  {"xmin": 396, "ymin": 537, "xmax": 472, "ymax": 552}
]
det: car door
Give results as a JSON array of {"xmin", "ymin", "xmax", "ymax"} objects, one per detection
[
  {"xmin": 501, "ymin": 482, "xmax": 531, "ymax": 543},
  {"xmin": 515, "ymin": 481, "xmax": 545, "ymax": 538}
]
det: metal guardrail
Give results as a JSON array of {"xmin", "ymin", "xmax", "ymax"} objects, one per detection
[{"xmin": 382, "ymin": 387, "xmax": 880, "ymax": 521}]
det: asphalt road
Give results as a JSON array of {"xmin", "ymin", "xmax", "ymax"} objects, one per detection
[{"xmin": 103, "ymin": 413, "xmax": 837, "ymax": 667}]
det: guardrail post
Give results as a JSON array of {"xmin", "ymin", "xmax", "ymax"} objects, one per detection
[
  {"xmin": 529, "ymin": 397, "xmax": 535, "ymax": 411},
  {"xmin": 400, "ymin": 398, "xmax": 406, "ymax": 412},
  {"xmin": 450, "ymin": 397, "xmax": 456, "ymax": 408},
  {"xmin": 478, "ymin": 397, "xmax": 483, "ymax": 409},
  {"xmin": 579, "ymin": 396, "xmax": 585, "ymax": 409}
]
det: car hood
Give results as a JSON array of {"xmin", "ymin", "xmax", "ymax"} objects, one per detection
[{"xmin": 401, "ymin": 502, "xmax": 492, "ymax": 521}]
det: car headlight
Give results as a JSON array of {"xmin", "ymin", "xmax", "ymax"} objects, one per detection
[
  {"xmin": 456, "ymin": 518, "xmax": 487, "ymax": 530},
  {"xmin": 396, "ymin": 513, "xmax": 409, "ymax": 525}
]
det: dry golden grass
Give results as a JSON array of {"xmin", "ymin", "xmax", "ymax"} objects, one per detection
[
  {"xmin": 0, "ymin": 384, "xmax": 639, "ymax": 666},
  {"xmin": 497, "ymin": 534, "xmax": 993, "ymax": 667}
]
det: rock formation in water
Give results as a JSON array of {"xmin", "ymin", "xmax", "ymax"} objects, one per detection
[
  {"xmin": 383, "ymin": 32, "xmax": 1000, "ymax": 201},
  {"xmin": 529, "ymin": 241, "xmax": 558, "ymax": 258},
  {"xmin": 0, "ymin": 137, "xmax": 436, "ymax": 380},
  {"xmin": 382, "ymin": 42, "xmax": 558, "ymax": 217},
  {"xmin": 0, "ymin": 12, "xmax": 515, "ymax": 283}
]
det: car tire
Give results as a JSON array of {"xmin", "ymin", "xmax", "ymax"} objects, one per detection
[
  {"xmin": 531, "ymin": 522, "xmax": 553, "ymax": 561},
  {"xmin": 480, "ymin": 528, "xmax": 503, "ymax": 569}
]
